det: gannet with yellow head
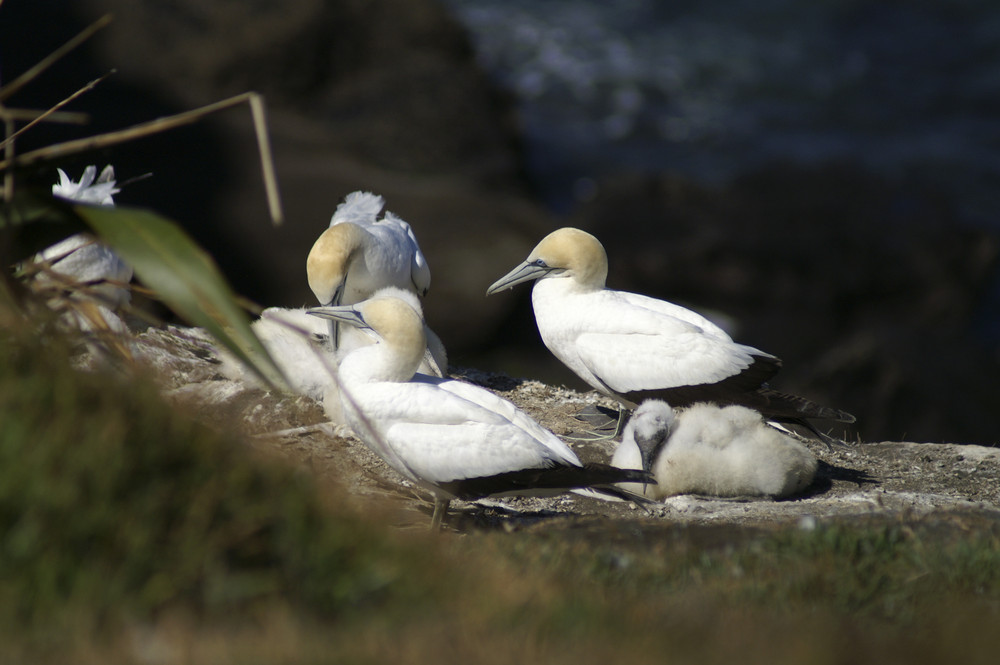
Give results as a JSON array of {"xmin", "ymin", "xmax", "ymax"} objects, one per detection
[
  {"xmin": 306, "ymin": 191, "xmax": 431, "ymax": 349},
  {"xmin": 612, "ymin": 400, "xmax": 818, "ymax": 499},
  {"xmin": 307, "ymin": 292, "xmax": 650, "ymax": 528},
  {"xmin": 219, "ymin": 287, "xmax": 448, "ymax": 412},
  {"xmin": 487, "ymin": 227, "xmax": 854, "ymax": 442}
]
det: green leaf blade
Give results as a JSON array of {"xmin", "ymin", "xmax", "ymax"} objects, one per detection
[{"xmin": 75, "ymin": 204, "xmax": 288, "ymax": 391}]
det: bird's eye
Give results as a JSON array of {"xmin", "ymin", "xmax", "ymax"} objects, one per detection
[{"xmin": 532, "ymin": 259, "xmax": 548, "ymax": 268}]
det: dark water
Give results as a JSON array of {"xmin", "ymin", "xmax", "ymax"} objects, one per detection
[{"xmin": 445, "ymin": 0, "xmax": 1000, "ymax": 222}]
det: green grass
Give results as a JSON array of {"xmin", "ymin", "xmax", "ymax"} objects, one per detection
[
  {"xmin": 482, "ymin": 515, "xmax": 1000, "ymax": 625},
  {"xmin": 2, "ymin": 319, "xmax": 1000, "ymax": 664},
  {"xmin": 0, "ymin": 323, "xmax": 435, "ymax": 640}
]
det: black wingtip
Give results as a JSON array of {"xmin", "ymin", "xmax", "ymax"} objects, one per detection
[
  {"xmin": 757, "ymin": 387, "xmax": 856, "ymax": 423},
  {"xmin": 438, "ymin": 463, "xmax": 655, "ymax": 502},
  {"xmin": 586, "ymin": 484, "xmax": 659, "ymax": 508},
  {"xmin": 583, "ymin": 462, "xmax": 654, "ymax": 486}
]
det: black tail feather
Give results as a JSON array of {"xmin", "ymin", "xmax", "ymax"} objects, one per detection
[
  {"xmin": 775, "ymin": 417, "xmax": 851, "ymax": 451},
  {"xmin": 438, "ymin": 463, "xmax": 654, "ymax": 502},
  {"xmin": 581, "ymin": 484, "xmax": 659, "ymax": 509},
  {"xmin": 757, "ymin": 387, "xmax": 855, "ymax": 423}
]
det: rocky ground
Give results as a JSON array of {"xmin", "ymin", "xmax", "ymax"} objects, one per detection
[{"xmin": 132, "ymin": 325, "xmax": 1000, "ymax": 536}]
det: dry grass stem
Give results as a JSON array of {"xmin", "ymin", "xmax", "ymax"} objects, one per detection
[
  {"xmin": 0, "ymin": 14, "xmax": 112, "ymax": 103},
  {"xmin": 248, "ymin": 93, "xmax": 284, "ymax": 225},
  {"xmin": 0, "ymin": 92, "xmax": 285, "ymax": 225},
  {"xmin": 0, "ymin": 71, "xmax": 113, "ymax": 151},
  {"xmin": 2, "ymin": 117, "xmax": 12, "ymax": 202},
  {"xmin": 0, "ymin": 109, "xmax": 88, "ymax": 124}
]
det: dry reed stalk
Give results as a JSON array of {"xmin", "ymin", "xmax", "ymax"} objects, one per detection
[
  {"xmin": 0, "ymin": 92, "xmax": 285, "ymax": 225},
  {"xmin": 0, "ymin": 14, "xmax": 112, "ymax": 103},
  {"xmin": 0, "ymin": 72, "xmax": 112, "ymax": 151}
]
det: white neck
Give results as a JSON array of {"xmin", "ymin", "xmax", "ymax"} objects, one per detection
[{"xmin": 338, "ymin": 339, "xmax": 420, "ymax": 384}]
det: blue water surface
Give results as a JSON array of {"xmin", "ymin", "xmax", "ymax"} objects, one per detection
[{"xmin": 445, "ymin": 0, "xmax": 1000, "ymax": 221}]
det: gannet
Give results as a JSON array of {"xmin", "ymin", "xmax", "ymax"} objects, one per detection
[
  {"xmin": 307, "ymin": 292, "xmax": 651, "ymax": 528},
  {"xmin": 36, "ymin": 165, "xmax": 133, "ymax": 309},
  {"xmin": 486, "ymin": 227, "xmax": 854, "ymax": 441},
  {"xmin": 27, "ymin": 165, "xmax": 133, "ymax": 349},
  {"xmin": 306, "ymin": 191, "xmax": 431, "ymax": 350},
  {"xmin": 219, "ymin": 288, "xmax": 447, "ymax": 416},
  {"xmin": 612, "ymin": 400, "xmax": 818, "ymax": 499}
]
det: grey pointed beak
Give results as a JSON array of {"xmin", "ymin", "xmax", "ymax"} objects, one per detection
[
  {"xmin": 638, "ymin": 446, "xmax": 656, "ymax": 477},
  {"xmin": 322, "ymin": 283, "xmax": 346, "ymax": 349},
  {"xmin": 486, "ymin": 261, "xmax": 550, "ymax": 295},
  {"xmin": 306, "ymin": 305, "xmax": 368, "ymax": 332},
  {"xmin": 635, "ymin": 428, "xmax": 670, "ymax": 477}
]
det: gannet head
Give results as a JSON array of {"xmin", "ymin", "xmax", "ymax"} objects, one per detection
[
  {"xmin": 486, "ymin": 227, "xmax": 608, "ymax": 295},
  {"xmin": 306, "ymin": 223, "xmax": 367, "ymax": 306},
  {"xmin": 307, "ymin": 294, "xmax": 427, "ymax": 378},
  {"xmin": 369, "ymin": 285, "xmax": 425, "ymax": 316},
  {"xmin": 626, "ymin": 400, "xmax": 676, "ymax": 474}
]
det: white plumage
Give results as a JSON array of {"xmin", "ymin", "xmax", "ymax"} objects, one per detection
[
  {"xmin": 612, "ymin": 400, "xmax": 818, "ymax": 499},
  {"xmin": 307, "ymin": 292, "xmax": 648, "ymax": 528},
  {"xmin": 486, "ymin": 227, "xmax": 853, "ymax": 438},
  {"xmin": 52, "ymin": 164, "xmax": 120, "ymax": 206},
  {"xmin": 306, "ymin": 191, "xmax": 432, "ymax": 349},
  {"xmin": 218, "ymin": 288, "xmax": 446, "ymax": 421},
  {"xmin": 36, "ymin": 165, "xmax": 132, "ymax": 310},
  {"xmin": 29, "ymin": 165, "xmax": 133, "ymax": 349}
]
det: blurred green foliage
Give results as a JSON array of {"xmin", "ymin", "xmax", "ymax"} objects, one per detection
[
  {"xmin": 76, "ymin": 204, "xmax": 288, "ymax": 389},
  {"xmin": 0, "ymin": 325, "xmax": 403, "ymax": 632},
  {"xmin": 488, "ymin": 517, "xmax": 1000, "ymax": 626},
  {"xmin": 2, "ymin": 303, "xmax": 1000, "ymax": 663}
]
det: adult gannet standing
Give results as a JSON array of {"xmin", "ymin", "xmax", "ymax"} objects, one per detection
[
  {"xmin": 486, "ymin": 227, "xmax": 854, "ymax": 441},
  {"xmin": 307, "ymin": 292, "xmax": 650, "ymax": 528},
  {"xmin": 306, "ymin": 191, "xmax": 431, "ymax": 350},
  {"xmin": 611, "ymin": 400, "xmax": 818, "ymax": 499}
]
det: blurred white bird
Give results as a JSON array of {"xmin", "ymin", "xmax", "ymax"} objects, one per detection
[
  {"xmin": 487, "ymin": 227, "xmax": 854, "ymax": 443},
  {"xmin": 612, "ymin": 400, "xmax": 818, "ymax": 499},
  {"xmin": 307, "ymin": 292, "xmax": 650, "ymax": 528},
  {"xmin": 306, "ymin": 191, "xmax": 431, "ymax": 350},
  {"xmin": 37, "ymin": 165, "xmax": 132, "ymax": 309},
  {"xmin": 29, "ymin": 165, "xmax": 133, "ymax": 346}
]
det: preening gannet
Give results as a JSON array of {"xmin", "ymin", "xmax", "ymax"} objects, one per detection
[
  {"xmin": 307, "ymin": 292, "xmax": 651, "ymax": 528},
  {"xmin": 612, "ymin": 400, "xmax": 818, "ymax": 499},
  {"xmin": 486, "ymin": 227, "xmax": 854, "ymax": 442},
  {"xmin": 306, "ymin": 191, "xmax": 431, "ymax": 349}
]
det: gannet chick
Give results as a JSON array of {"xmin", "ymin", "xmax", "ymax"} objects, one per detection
[
  {"xmin": 306, "ymin": 191, "xmax": 431, "ymax": 349},
  {"xmin": 309, "ymin": 292, "xmax": 651, "ymax": 529},
  {"xmin": 486, "ymin": 227, "xmax": 854, "ymax": 442},
  {"xmin": 612, "ymin": 400, "xmax": 818, "ymax": 499}
]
